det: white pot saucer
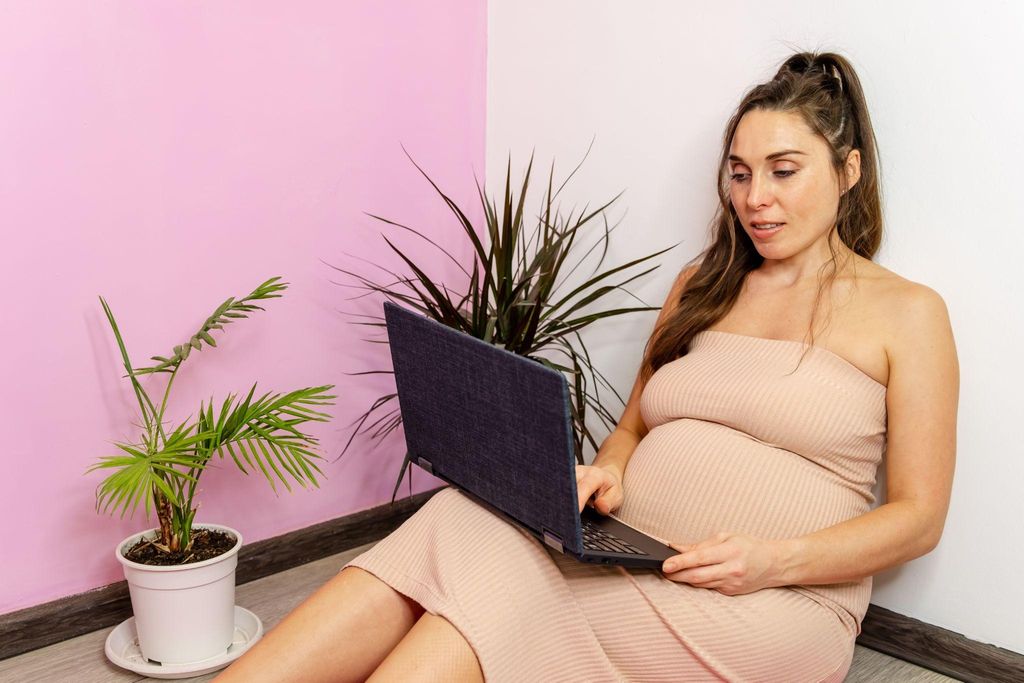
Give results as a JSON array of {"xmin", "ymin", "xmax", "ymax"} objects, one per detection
[{"xmin": 104, "ymin": 605, "xmax": 263, "ymax": 679}]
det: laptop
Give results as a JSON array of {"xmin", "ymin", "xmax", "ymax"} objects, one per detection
[{"xmin": 384, "ymin": 301, "xmax": 676, "ymax": 569}]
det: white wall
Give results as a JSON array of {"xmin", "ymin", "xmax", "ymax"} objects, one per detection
[{"xmin": 487, "ymin": 0, "xmax": 1024, "ymax": 653}]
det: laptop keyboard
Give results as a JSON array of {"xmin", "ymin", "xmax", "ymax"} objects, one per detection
[{"xmin": 581, "ymin": 518, "xmax": 647, "ymax": 555}]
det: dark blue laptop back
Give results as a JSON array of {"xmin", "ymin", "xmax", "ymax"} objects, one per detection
[{"xmin": 384, "ymin": 302, "xmax": 584, "ymax": 555}]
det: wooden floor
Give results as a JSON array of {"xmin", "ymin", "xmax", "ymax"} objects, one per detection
[{"xmin": 0, "ymin": 542, "xmax": 961, "ymax": 682}]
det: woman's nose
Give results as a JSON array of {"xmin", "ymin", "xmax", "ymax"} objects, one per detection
[{"xmin": 746, "ymin": 172, "xmax": 773, "ymax": 210}]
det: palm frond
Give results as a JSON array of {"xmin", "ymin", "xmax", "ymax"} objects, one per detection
[
  {"xmin": 137, "ymin": 277, "xmax": 289, "ymax": 375},
  {"xmin": 88, "ymin": 432, "xmax": 213, "ymax": 520},
  {"xmin": 199, "ymin": 384, "xmax": 335, "ymax": 494}
]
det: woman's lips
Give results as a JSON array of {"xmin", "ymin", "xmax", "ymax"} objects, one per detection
[{"xmin": 751, "ymin": 222, "xmax": 785, "ymax": 238}]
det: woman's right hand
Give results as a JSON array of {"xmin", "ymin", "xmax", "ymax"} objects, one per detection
[{"xmin": 575, "ymin": 465, "xmax": 624, "ymax": 515}]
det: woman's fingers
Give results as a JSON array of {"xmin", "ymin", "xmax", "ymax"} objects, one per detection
[
  {"xmin": 592, "ymin": 475, "xmax": 622, "ymax": 515},
  {"xmin": 593, "ymin": 493, "xmax": 614, "ymax": 516},
  {"xmin": 575, "ymin": 465, "xmax": 622, "ymax": 514},
  {"xmin": 664, "ymin": 564, "xmax": 725, "ymax": 585},
  {"xmin": 576, "ymin": 484, "xmax": 592, "ymax": 513},
  {"xmin": 662, "ymin": 540, "xmax": 731, "ymax": 574},
  {"xmin": 661, "ymin": 533, "xmax": 777, "ymax": 596},
  {"xmin": 577, "ymin": 466, "xmax": 593, "ymax": 509},
  {"xmin": 576, "ymin": 466, "xmax": 601, "ymax": 512}
]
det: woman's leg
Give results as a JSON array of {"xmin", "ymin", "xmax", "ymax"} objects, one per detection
[
  {"xmin": 367, "ymin": 612, "xmax": 483, "ymax": 682},
  {"xmin": 213, "ymin": 566, "xmax": 425, "ymax": 683}
]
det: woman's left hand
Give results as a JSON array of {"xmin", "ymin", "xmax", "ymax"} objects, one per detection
[{"xmin": 661, "ymin": 532, "xmax": 784, "ymax": 596}]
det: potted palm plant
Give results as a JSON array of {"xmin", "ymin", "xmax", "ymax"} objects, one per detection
[
  {"xmin": 336, "ymin": 149, "xmax": 672, "ymax": 501},
  {"xmin": 87, "ymin": 277, "xmax": 335, "ymax": 670}
]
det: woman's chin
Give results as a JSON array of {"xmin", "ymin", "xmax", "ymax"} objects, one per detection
[{"xmin": 750, "ymin": 242, "xmax": 793, "ymax": 262}]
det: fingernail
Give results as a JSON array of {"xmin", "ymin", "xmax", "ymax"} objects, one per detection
[{"xmin": 663, "ymin": 562, "xmax": 676, "ymax": 572}]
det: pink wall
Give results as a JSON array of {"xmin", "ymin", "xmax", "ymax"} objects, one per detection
[{"xmin": 0, "ymin": 1, "xmax": 486, "ymax": 615}]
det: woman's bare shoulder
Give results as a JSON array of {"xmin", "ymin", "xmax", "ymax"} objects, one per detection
[{"xmin": 855, "ymin": 259, "xmax": 953, "ymax": 353}]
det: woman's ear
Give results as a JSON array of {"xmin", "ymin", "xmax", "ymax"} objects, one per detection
[{"xmin": 843, "ymin": 149, "xmax": 862, "ymax": 194}]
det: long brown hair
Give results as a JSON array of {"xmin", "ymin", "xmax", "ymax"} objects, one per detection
[{"xmin": 642, "ymin": 51, "xmax": 883, "ymax": 379}]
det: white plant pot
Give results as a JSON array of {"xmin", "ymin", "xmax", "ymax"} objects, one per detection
[{"xmin": 115, "ymin": 523, "xmax": 243, "ymax": 666}]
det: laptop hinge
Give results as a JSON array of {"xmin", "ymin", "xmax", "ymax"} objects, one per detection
[
  {"xmin": 416, "ymin": 457, "xmax": 433, "ymax": 475},
  {"xmin": 542, "ymin": 529, "xmax": 564, "ymax": 554}
]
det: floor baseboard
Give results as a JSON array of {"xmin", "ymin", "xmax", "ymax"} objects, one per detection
[
  {"xmin": 2, "ymin": 485, "xmax": 1020, "ymax": 682},
  {"xmin": 858, "ymin": 604, "xmax": 1022, "ymax": 682}
]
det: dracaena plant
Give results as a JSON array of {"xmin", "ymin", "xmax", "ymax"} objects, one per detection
[
  {"xmin": 87, "ymin": 277, "xmax": 335, "ymax": 555},
  {"xmin": 336, "ymin": 150, "xmax": 672, "ymax": 502}
]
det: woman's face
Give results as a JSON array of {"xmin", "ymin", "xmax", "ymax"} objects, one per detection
[{"xmin": 727, "ymin": 108, "xmax": 859, "ymax": 264}]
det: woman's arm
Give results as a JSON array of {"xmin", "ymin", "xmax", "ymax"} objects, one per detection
[
  {"xmin": 578, "ymin": 264, "xmax": 698, "ymax": 514},
  {"xmin": 589, "ymin": 264, "xmax": 698, "ymax": 482},
  {"xmin": 774, "ymin": 284, "xmax": 959, "ymax": 584},
  {"xmin": 663, "ymin": 284, "xmax": 959, "ymax": 592}
]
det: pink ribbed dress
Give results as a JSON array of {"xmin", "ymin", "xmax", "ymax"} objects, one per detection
[{"xmin": 342, "ymin": 329, "xmax": 887, "ymax": 682}]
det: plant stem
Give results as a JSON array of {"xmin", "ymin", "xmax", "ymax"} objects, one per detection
[
  {"xmin": 146, "ymin": 367, "xmax": 180, "ymax": 540},
  {"xmin": 156, "ymin": 486, "xmax": 175, "ymax": 550},
  {"xmin": 153, "ymin": 366, "xmax": 178, "ymax": 447}
]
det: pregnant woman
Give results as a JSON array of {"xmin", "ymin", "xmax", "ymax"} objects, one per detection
[{"xmin": 216, "ymin": 50, "xmax": 958, "ymax": 682}]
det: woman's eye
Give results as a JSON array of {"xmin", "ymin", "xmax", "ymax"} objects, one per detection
[{"xmin": 729, "ymin": 170, "xmax": 795, "ymax": 182}]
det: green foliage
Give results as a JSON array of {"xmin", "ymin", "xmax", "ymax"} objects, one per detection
[
  {"xmin": 87, "ymin": 277, "xmax": 336, "ymax": 555},
  {"xmin": 336, "ymin": 150, "xmax": 672, "ymax": 502}
]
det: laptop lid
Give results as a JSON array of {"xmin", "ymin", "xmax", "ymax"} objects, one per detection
[{"xmin": 384, "ymin": 302, "xmax": 585, "ymax": 555}]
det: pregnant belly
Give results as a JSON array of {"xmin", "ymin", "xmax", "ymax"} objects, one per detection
[{"xmin": 614, "ymin": 419, "xmax": 870, "ymax": 544}]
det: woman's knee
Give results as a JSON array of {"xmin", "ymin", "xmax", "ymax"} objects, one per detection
[{"xmin": 337, "ymin": 566, "xmax": 426, "ymax": 621}]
